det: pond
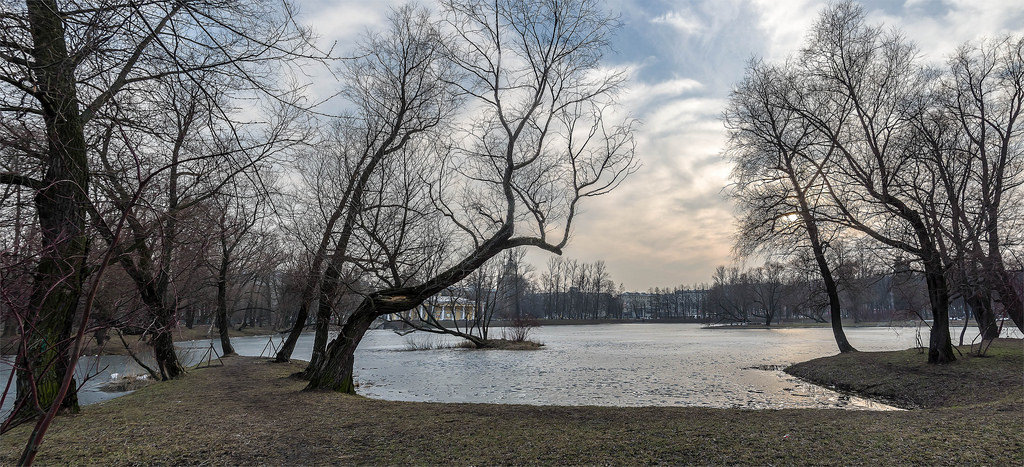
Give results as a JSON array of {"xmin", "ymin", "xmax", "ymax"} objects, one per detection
[
  {"xmin": 2, "ymin": 323, "xmax": 1017, "ymax": 417},
  {"xmin": 178, "ymin": 323, "xmax": 1014, "ymax": 410}
]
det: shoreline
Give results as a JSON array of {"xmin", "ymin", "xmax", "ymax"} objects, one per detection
[
  {"xmin": 0, "ymin": 326, "xmax": 281, "ymax": 358},
  {"xmin": 3, "ymin": 340, "xmax": 1020, "ymax": 464}
]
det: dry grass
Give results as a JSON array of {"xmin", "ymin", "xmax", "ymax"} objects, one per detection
[
  {"xmin": 2, "ymin": 343, "xmax": 1021, "ymax": 465},
  {"xmin": 786, "ymin": 338, "xmax": 1024, "ymax": 409},
  {"xmin": 453, "ymin": 338, "xmax": 544, "ymax": 350}
]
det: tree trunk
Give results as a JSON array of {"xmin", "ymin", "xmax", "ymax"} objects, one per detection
[
  {"xmin": 303, "ymin": 264, "xmax": 340, "ymax": 377},
  {"xmin": 304, "ymin": 301, "xmax": 377, "ymax": 393},
  {"xmin": 216, "ymin": 268, "xmax": 236, "ymax": 356},
  {"xmin": 14, "ymin": 0, "xmax": 93, "ymax": 419},
  {"xmin": 966, "ymin": 291, "xmax": 999, "ymax": 341},
  {"xmin": 276, "ymin": 300, "xmax": 310, "ymax": 362},
  {"xmin": 150, "ymin": 304, "xmax": 184, "ymax": 379},
  {"xmin": 922, "ymin": 250, "xmax": 955, "ymax": 364},
  {"xmin": 796, "ymin": 188, "xmax": 856, "ymax": 353},
  {"xmin": 990, "ymin": 265, "xmax": 1023, "ymax": 333}
]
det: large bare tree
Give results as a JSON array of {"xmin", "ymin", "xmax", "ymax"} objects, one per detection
[
  {"xmin": 302, "ymin": 0, "xmax": 637, "ymax": 393},
  {"xmin": 725, "ymin": 60, "xmax": 857, "ymax": 351}
]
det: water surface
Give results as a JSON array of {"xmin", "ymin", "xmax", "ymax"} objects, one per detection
[
  {"xmin": 183, "ymin": 323, "xmax": 1014, "ymax": 410},
  {"xmin": 3, "ymin": 323, "xmax": 1016, "ymax": 416}
]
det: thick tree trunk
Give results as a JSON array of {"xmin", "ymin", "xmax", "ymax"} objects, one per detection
[
  {"xmin": 302, "ymin": 263, "xmax": 341, "ymax": 377},
  {"xmin": 276, "ymin": 300, "xmax": 310, "ymax": 362},
  {"xmin": 150, "ymin": 303, "xmax": 184, "ymax": 379},
  {"xmin": 985, "ymin": 200, "xmax": 1023, "ymax": 333},
  {"xmin": 966, "ymin": 292, "xmax": 999, "ymax": 341},
  {"xmin": 13, "ymin": 0, "xmax": 93, "ymax": 419},
  {"xmin": 304, "ymin": 301, "xmax": 376, "ymax": 393},
  {"xmin": 991, "ymin": 265, "xmax": 1023, "ymax": 333},
  {"xmin": 922, "ymin": 251, "xmax": 955, "ymax": 364}
]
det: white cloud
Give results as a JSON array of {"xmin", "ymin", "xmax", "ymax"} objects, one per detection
[
  {"xmin": 872, "ymin": 0, "xmax": 1024, "ymax": 63},
  {"xmin": 651, "ymin": 10, "xmax": 706, "ymax": 35},
  {"xmin": 748, "ymin": 0, "xmax": 820, "ymax": 60}
]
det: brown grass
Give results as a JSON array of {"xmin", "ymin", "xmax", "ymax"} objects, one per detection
[
  {"xmin": 786, "ymin": 338, "xmax": 1024, "ymax": 409},
  {"xmin": 454, "ymin": 338, "xmax": 545, "ymax": 350},
  {"xmin": 2, "ymin": 343, "xmax": 1021, "ymax": 465}
]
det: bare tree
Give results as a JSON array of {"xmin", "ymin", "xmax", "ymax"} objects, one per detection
[
  {"xmin": 207, "ymin": 175, "xmax": 276, "ymax": 356},
  {"xmin": 939, "ymin": 37, "xmax": 1024, "ymax": 333},
  {"xmin": 302, "ymin": 0, "xmax": 637, "ymax": 393},
  {"xmin": 725, "ymin": 60, "xmax": 856, "ymax": 351},
  {"xmin": 275, "ymin": 5, "xmax": 457, "ymax": 364},
  {"xmin": 784, "ymin": 3, "xmax": 956, "ymax": 362}
]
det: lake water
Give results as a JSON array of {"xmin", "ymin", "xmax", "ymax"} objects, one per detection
[{"xmin": 3, "ymin": 323, "xmax": 1018, "ymax": 416}]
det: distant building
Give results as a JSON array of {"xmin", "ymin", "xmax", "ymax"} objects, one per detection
[
  {"xmin": 385, "ymin": 295, "xmax": 477, "ymax": 322},
  {"xmin": 621, "ymin": 289, "xmax": 708, "ymax": 320}
]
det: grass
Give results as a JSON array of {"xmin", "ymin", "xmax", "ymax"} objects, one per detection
[
  {"xmin": 2, "ymin": 342, "xmax": 1021, "ymax": 465},
  {"xmin": 786, "ymin": 338, "xmax": 1024, "ymax": 409}
]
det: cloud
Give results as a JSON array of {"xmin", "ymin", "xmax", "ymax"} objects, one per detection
[
  {"xmin": 292, "ymin": 0, "xmax": 1023, "ymax": 291},
  {"xmin": 869, "ymin": 0, "xmax": 1024, "ymax": 63},
  {"xmin": 651, "ymin": 10, "xmax": 706, "ymax": 35},
  {"xmin": 560, "ymin": 70, "xmax": 735, "ymax": 288},
  {"xmin": 747, "ymin": 0, "xmax": 820, "ymax": 60},
  {"xmin": 302, "ymin": 0, "xmax": 389, "ymax": 45}
]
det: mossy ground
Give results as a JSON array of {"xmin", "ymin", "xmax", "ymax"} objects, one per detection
[{"xmin": 2, "ymin": 341, "xmax": 1021, "ymax": 465}]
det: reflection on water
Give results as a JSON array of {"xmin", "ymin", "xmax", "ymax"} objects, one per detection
[{"xmin": 3, "ymin": 323, "xmax": 1017, "ymax": 415}]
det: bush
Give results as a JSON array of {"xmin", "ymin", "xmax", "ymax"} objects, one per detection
[{"xmin": 503, "ymin": 317, "xmax": 539, "ymax": 342}]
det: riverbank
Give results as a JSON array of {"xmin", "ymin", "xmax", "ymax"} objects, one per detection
[
  {"xmin": 0, "ymin": 326, "xmax": 278, "ymax": 357},
  {"xmin": 786, "ymin": 338, "xmax": 1023, "ymax": 409},
  {"xmin": 3, "ymin": 342, "xmax": 1020, "ymax": 465}
]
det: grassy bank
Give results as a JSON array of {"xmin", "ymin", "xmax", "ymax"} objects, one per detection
[
  {"xmin": 3, "ymin": 343, "xmax": 1021, "ymax": 465},
  {"xmin": 786, "ymin": 338, "xmax": 1023, "ymax": 409}
]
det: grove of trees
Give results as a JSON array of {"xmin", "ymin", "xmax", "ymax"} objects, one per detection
[
  {"xmin": 723, "ymin": 2, "xmax": 1023, "ymax": 361},
  {"xmin": 0, "ymin": 0, "xmax": 637, "ymax": 458}
]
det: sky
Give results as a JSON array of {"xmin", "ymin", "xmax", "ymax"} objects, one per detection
[{"xmin": 295, "ymin": 0, "xmax": 1024, "ymax": 291}]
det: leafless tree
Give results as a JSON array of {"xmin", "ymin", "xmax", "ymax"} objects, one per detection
[
  {"xmin": 935, "ymin": 37, "xmax": 1023, "ymax": 334},
  {"xmin": 274, "ymin": 5, "xmax": 457, "ymax": 365},
  {"xmin": 206, "ymin": 174, "xmax": 277, "ymax": 356},
  {"xmin": 725, "ymin": 60, "xmax": 856, "ymax": 350},
  {"xmin": 302, "ymin": 0, "xmax": 637, "ymax": 393},
  {"xmin": 783, "ymin": 3, "xmax": 957, "ymax": 362}
]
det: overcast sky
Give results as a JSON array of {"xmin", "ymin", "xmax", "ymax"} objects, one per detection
[{"xmin": 296, "ymin": 0, "xmax": 1024, "ymax": 291}]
